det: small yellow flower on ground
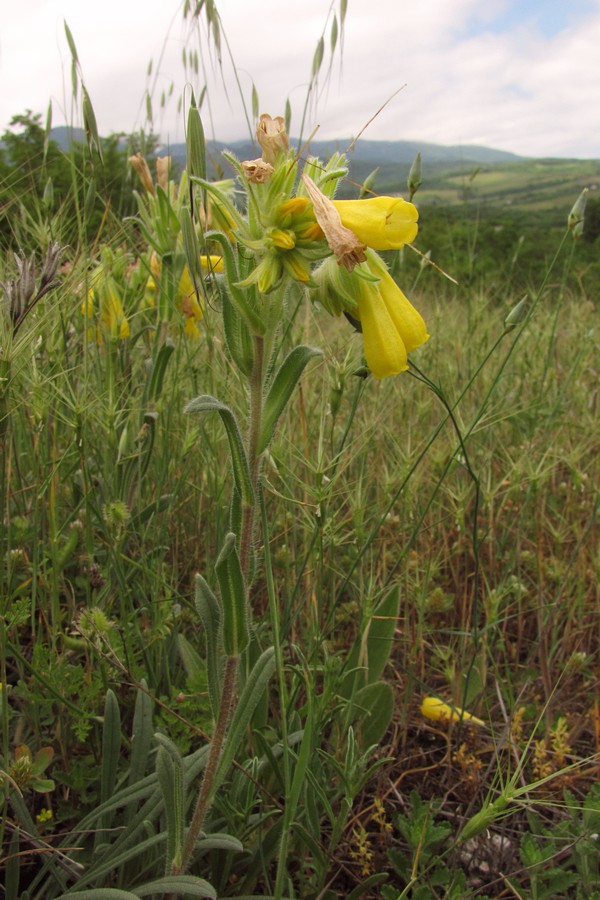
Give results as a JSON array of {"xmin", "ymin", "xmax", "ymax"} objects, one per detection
[{"xmin": 421, "ymin": 696, "xmax": 485, "ymax": 727}]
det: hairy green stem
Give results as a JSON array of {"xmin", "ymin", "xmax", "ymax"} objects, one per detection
[{"xmin": 173, "ymin": 654, "xmax": 239, "ymax": 874}]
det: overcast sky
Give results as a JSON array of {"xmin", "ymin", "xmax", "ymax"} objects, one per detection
[{"xmin": 2, "ymin": 0, "xmax": 600, "ymax": 158}]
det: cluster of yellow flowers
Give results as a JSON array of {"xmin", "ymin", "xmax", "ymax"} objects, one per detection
[
  {"xmin": 86, "ymin": 114, "xmax": 429, "ymax": 378},
  {"xmin": 200, "ymin": 113, "xmax": 429, "ymax": 378}
]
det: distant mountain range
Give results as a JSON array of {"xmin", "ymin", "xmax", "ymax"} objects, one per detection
[{"xmin": 47, "ymin": 126, "xmax": 523, "ymax": 170}]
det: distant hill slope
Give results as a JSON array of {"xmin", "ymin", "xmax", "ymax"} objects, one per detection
[
  {"xmin": 44, "ymin": 125, "xmax": 598, "ymax": 217},
  {"xmin": 48, "ymin": 125, "xmax": 522, "ymax": 168}
]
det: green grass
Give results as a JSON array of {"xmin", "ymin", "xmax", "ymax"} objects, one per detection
[{"xmin": 1, "ymin": 225, "xmax": 598, "ymax": 895}]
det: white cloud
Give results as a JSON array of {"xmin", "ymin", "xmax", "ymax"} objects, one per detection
[{"xmin": 1, "ymin": 0, "xmax": 599, "ymax": 158}]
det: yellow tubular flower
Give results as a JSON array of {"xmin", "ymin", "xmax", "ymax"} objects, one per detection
[
  {"xmin": 355, "ymin": 252, "xmax": 428, "ymax": 379},
  {"xmin": 421, "ymin": 696, "xmax": 485, "ymax": 727},
  {"xmin": 178, "ymin": 266, "xmax": 203, "ymax": 337},
  {"xmin": 101, "ymin": 283, "xmax": 130, "ymax": 339},
  {"xmin": 332, "ymin": 196, "xmax": 419, "ymax": 250}
]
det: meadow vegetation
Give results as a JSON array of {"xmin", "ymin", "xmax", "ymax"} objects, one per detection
[{"xmin": 1, "ymin": 3, "xmax": 599, "ymax": 898}]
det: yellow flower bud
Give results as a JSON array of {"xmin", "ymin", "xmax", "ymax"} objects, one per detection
[
  {"xmin": 277, "ymin": 197, "xmax": 309, "ymax": 217},
  {"xmin": 269, "ymin": 228, "xmax": 296, "ymax": 250}
]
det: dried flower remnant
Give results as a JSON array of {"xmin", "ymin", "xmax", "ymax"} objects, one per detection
[
  {"xmin": 302, "ymin": 174, "xmax": 367, "ymax": 271},
  {"xmin": 129, "ymin": 153, "xmax": 155, "ymax": 195},
  {"xmin": 156, "ymin": 156, "xmax": 171, "ymax": 192},
  {"xmin": 2, "ymin": 243, "xmax": 63, "ymax": 334},
  {"xmin": 256, "ymin": 113, "xmax": 289, "ymax": 165},
  {"xmin": 241, "ymin": 158, "xmax": 275, "ymax": 184}
]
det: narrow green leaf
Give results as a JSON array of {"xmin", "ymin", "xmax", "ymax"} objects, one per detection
[
  {"xmin": 221, "ymin": 283, "xmax": 254, "ymax": 376},
  {"xmin": 353, "ymin": 681, "xmax": 394, "ymax": 747},
  {"xmin": 55, "ymin": 891, "xmax": 139, "ymax": 899},
  {"xmin": 184, "ymin": 395, "xmax": 254, "ymax": 506},
  {"xmin": 195, "ymin": 833, "xmax": 244, "ymax": 854},
  {"xmin": 259, "ymin": 346, "xmax": 322, "ymax": 454},
  {"xmin": 134, "ymin": 874, "xmax": 216, "ymax": 897},
  {"xmin": 251, "ymin": 83, "xmax": 259, "ymax": 120},
  {"xmin": 347, "ymin": 873, "xmax": 389, "ymax": 899},
  {"xmin": 215, "ymin": 647, "xmax": 276, "ymax": 786},
  {"xmin": 128, "ymin": 682, "xmax": 154, "ymax": 790},
  {"xmin": 215, "ymin": 532, "xmax": 249, "ymax": 656},
  {"xmin": 155, "ymin": 735, "xmax": 185, "ymax": 871},
  {"xmin": 100, "ymin": 689, "xmax": 121, "ymax": 807},
  {"xmin": 285, "ymin": 712, "xmax": 313, "ymax": 828},
  {"xmin": 147, "ymin": 340, "xmax": 175, "ymax": 403},
  {"xmin": 194, "ymin": 574, "xmax": 224, "ymax": 718},
  {"xmin": 178, "ymin": 632, "xmax": 205, "ymax": 683},
  {"xmin": 5, "ymin": 828, "xmax": 20, "ymax": 900},
  {"xmin": 364, "ymin": 584, "xmax": 400, "ymax": 683}
]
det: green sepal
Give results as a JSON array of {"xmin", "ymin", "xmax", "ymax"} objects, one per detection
[
  {"xmin": 215, "ymin": 533, "xmax": 249, "ymax": 656},
  {"xmin": 258, "ymin": 345, "xmax": 323, "ymax": 454},
  {"xmin": 184, "ymin": 395, "xmax": 254, "ymax": 507},
  {"xmin": 154, "ymin": 733, "xmax": 185, "ymax": 872},
  {"xmin": 194, "ymin": 574, "xmax": 224, "ymax": 719}
]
